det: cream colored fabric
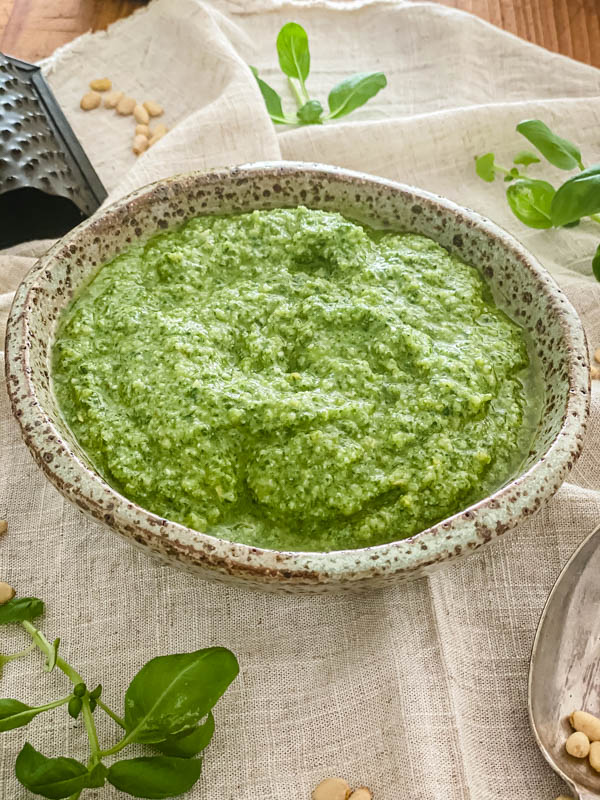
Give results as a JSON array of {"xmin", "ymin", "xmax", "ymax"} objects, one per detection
[{"xmin": 1, "ymin": 2, "xmax": 600, "ymax": 797}]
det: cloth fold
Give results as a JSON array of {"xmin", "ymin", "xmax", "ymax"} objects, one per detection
[{"xmin": 1, "ymin": 1, "xmax": 599, "ymax": 797}]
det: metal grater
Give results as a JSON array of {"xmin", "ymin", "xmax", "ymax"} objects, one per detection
[{"xmin": 0, "ymin": 52, "xmax": 107, "ymax": 248}]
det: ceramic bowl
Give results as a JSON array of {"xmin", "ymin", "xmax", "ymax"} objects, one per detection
[{"xmin": 5, "ymin": 163, "xmax": 590, "ymax": 593}]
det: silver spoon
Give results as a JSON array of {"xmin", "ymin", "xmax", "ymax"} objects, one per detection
[{"xmin": 529, "ymin": 523, "xmax": 600, "ymax": 800}]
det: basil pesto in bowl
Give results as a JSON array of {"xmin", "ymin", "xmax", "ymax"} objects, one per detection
[{"xmin": 5, "ymin": 163, "xmax": 589, "ymax": 592}]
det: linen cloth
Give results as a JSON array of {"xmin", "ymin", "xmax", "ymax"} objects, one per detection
[{"xmin": 1, "ymin": 2, "xmax": 600, "ymax": 797}]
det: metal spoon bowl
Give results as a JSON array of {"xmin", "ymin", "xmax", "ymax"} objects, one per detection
[{"xmin": 529, "ymin": 524, "xmax": 600, "ymax": 800}]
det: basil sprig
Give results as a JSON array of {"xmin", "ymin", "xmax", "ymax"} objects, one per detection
[
  {"xmin": 0, "ymin": 594, "xmax": 238, "ymax": 799},
  {"xmin": 475, "ymin": 119, "xmax": 600, "ymax": 280},
  {"xmin": 251, "ymin": 21, "xmax": 387, "ymax": 126}
]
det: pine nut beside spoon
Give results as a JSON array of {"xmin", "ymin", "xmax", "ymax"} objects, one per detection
[
  {"xmin": 312, "ymin": 778, "xmax": 351, "ymax": 800},
  {"xmin": 0, "ymin": 582, "xmax": 15, "ymax": 604}
]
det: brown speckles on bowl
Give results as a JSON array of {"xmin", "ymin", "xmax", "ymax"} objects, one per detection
[{"xmin": 4, "ymin": 163, "xmax": 590, "ymax": 593}]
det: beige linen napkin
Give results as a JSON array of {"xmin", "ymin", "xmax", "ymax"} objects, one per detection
[{"xmin": 1, "ymin": 2, "xmax": 600, "ymax": 798}]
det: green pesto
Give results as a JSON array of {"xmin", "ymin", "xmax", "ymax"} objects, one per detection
[{"xmin": 52, "ymin": 207, "xmax": 538, "ymax": 552}]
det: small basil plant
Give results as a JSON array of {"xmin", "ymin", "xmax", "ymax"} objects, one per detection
[
  {"xmin": 475, "ymin": 119, "xmax": 600, "ymax": 280},
  {"xmin": 251, "ymin": 21, "xmax": 387, "ymax": 126},
  {"xmin": 0, "ymin": 593, "xmax": 238, "ymax": 799}
]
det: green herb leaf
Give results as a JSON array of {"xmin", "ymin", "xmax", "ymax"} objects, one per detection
[
  {"xmin": 475, "ymin": 153, "xmax": 496, "ymax": 182},
  {"xmin": 107, "ymin": 756, "xmax": 203, "ymax": 799},
  {"xmin": 44, "ymin": 638, "xmax": 59, "ymax": 673},
  {"xmin": 516, "ymin": 119, "xmax": 583, "ymax": 170},
  {"xmin": 550, "ymin": 164, "xmax": 600, "ymax": 226},
  {"xmin": 250, "ymin": 66, "xmax": 286, "ymax": 124},
  {"xmin": 276, "ymin": 22, "xmax": 310, "ymax": 81},
  {"xmin": 0, "ymin": 597, "xmax": 44, "ymax": 625},
  {"xmin": 154, "ymin": 712, "xmax": 215, "ymax": 758},
  {"xmin": 88, "ymin": 762, "xmax": 108, "ymax": 788},
  {"xmin": 506, "ymin": 178, "xmax": 555, "ymax": 229},
  {"xmin": 297, "ymin": 99, "xmax": 323, "ymax": 124},
  {"xmin": 15, "ymin": 743, "xmax": 92, "ymax": 799},
  {"xmin": 68, "ymin": 696, "xmax": 82, "ymax": 720},
  {"xmin": 124, "ymin": 648, "xmax": 238, "ymax": 744},
  {"xmin": 592, "ymin": 244, "xmax": 600, "ymax": 282},
  {"xmin": 73, "ymin": 683, "xmax": 86, "ymax": 698},
  {"xmin": 89, "ymin": 684, "xmax": 102, "ymax": 700},
  {"xmin": 513, "ymin": 150, "xmax": 541, "ymax": 166},
  {"xmin": 327, "ymin": 72, "xmax": 386, "ymax": 120},
  {"xmin": 0, "ymin": 699, "xmax": 40, "ymax": 732}
]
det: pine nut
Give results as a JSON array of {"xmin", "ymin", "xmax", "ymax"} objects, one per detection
[
  {"xmin": 565, "ymin": 731, "xmax": 590, "ymax": 758},
  {"xmin": 312, "ymin": 778, "xmax": 351, "ymax": 800},
  {"xmin": 104, "ymin": 90, "xmax": 123, "ymax": 109},
  {"xmin": 80, "ymin": 92, "xmax": 101, "ymax": 110},
  {"xmin": 570, "ymin": 710, "xmax": 600, "ymax": 741},
  {"xmin": 89, "ymin": 77, "xmax": 111, "ymax": 92},
  {"xmin": 116, "ymin": 96, "xmax": 136, "ymax": 116},
  {"xmin": 134, "ymin": 104, "xmax": 150, "ymax": 125},
  {"xmin": 590, "ymin": 741, "xmax": 600, "ymax": 772},
  {"xmin": 143, "ymin": 100, "xmax": 164, "ymax": 117},
  {"xmin": 0, "ymin": 582, "xmax": 15, "ymax": 604},
  {"xmin": 133, "ymin": 135, "xmax": 149, "ymax": 155},
  {"xmin": 135, "ymin": 124, "xmax": 150, "ymax": 136}
]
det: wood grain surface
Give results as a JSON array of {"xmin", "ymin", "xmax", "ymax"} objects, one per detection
[{"xmin": 0, "ymin": 0, "xmax": 599, "ymax": 66}]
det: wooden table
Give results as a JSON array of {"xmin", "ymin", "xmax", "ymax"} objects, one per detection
[{"xmin": 1, "ymin": 0, "xmax": 599, "ymax": 67}]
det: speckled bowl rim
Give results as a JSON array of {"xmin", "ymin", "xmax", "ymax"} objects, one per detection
[{"xmin": 5, "ymin": 163, "xmax": 590, "ymax": 588}]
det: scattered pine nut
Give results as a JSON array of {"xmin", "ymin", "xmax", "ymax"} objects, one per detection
[
  {"xmin": 80, "ymin": 91, "xmax": 101, "ymax": 111},
  {"xmin": 143, "ymin": 100, "xmax": 164, "ymax": 117},
  {"xmin": 312, "ymin": 778, "xmax": 351, "ymax": 800},
  {"xmin": 134, "ymin": 104, "xmax": 150, "ymax": 125},
  {"xmin": 148, "ymin": 127, "xmax": 168, "ymax": 147},
  {"xmin": 152, "ymin": 122, "xmax": 169, "ymax": 138},
  {"xmin": 0, "ymin": 582, "xmax": 15, "ymax": 604},
  {"xmin": 104, "ymin": 90, "xmax": 123, "ymax": 109},
  {"xmin": 135, "ymin": 124, "xmax": 150, "ymax": 137},
  {"xmin": 116, "ymin": 95, "xmax": 137, "ymax": 116},
  {"xmin": 592, "ymin": 365, "xmax": 600, "ymax": 381},
  {"xmin": 590, "ymin": 741, "xmax": 600, "ymax": 772},
  {"xmin": 349, "ymin": 789, "xmax": 372, "ymax": 800},
  {"xmin": 89, "ymin": 77, "xmax": 111, "ymax": 92},
  {"xmin": 595, "ymin": 347, "xmax": 600, "ymax": 364},
  {"xmin": 0, "ymin": 519, "xmax": 6, "ymax": 536},
  {"xmin": 565, "ymin": 730, "xmax": 590, "ymax": 758},
  {"xmin": 570, "ymin": 710, "xmax": 600, "ymax": 742},
  {"xmin": 133, "ymin": 134, "xmax": 149, "ymax": 155}
]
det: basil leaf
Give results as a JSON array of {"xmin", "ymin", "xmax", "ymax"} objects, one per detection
[
  {"xmin": 15, "ymin": 743, "xmax": 91, "ymax": 799},
  {"xmin": 516, "ymin": 119, "xmax": 583, "ymax": 171},
  {"xmin": 474, "ymin": 153, "xmax": 496, "ymax": 182},
  {"xmin": 107, "ymin": 756, "xmax": 202, "ymax": 799},
  {"xmin": 550, "ymin": 165, "xmax": 600, "ymax": 226},
  {"xmin": 154, "ymin": 712, "xmax": 215, "ymax": 758},
  {"xmin": 88, "ymin": 763, "xmax": 108, "ymax": 788},
  {"xmin": 276, "ymin": 22, "xmax": 310, "ymax": 81},
  {"xmin": 250, "ymin": 66, "xmax": 285, "ymax": 123},
  {"xmin": 297, "ymin": 99, "xmax": 323, "ymax": 125},
  {"xmin": 327, "ymin": 72, "xmax": 386, "ymax": 119},
  {"xmin": 0, "ymin": 596, "xmax": 44, "ymax": 624},
  {"xmin": 0, "ymin": 699, "xmax": 41, "ymax": 732},
  {"xmin": 513, "ymin": 150, "xmax": 540, "ymax": 166},
  {"xmin": 593, "ymin": 244, "xmax": 600, "ymax": 282},
  {"xmin": 124, "ymin": 648, "xmax": 238, "ymax": 743},
  {"xmin": 506, "ymin": 178, "xmax": 555, "ymax": 229}
]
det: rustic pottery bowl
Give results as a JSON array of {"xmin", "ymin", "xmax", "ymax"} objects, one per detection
[{"xmin": 5, "ymin": 163, "xmax": 590, "ymax": 593}]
